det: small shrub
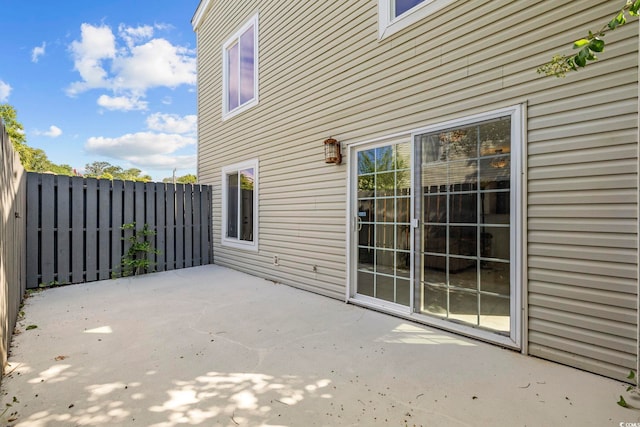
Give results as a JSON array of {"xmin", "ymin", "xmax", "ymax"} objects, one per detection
[{"xmin": 118, "ymin": 222, "xmax": 160, "ymax": 277}]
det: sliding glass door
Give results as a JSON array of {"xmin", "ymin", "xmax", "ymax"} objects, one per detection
[
  {"xmin": 417, "ymin": 116, "xmax": 512, "ymax": 335},
  {"xmin": 349, "ymin": 107, "xmax": 520, "ymax": 345}
]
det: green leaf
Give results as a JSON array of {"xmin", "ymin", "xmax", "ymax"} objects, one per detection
[
  {"xmin": 574, "ymin": 47, "xmax": 591, "ymax": 68},
  {"xmin": 627, "ymin": 385, "xmax": 634, "ymax": 392},
  {"xmin": 573, "ymin": 39, "xmax": 590, "ymax": 49},
  {"xmin": 589, "ymin": 39, "xmax": 605, "ymax": 52},
  {"xmin": 628, "ymin": 370, "xmax": 636, "ymax": 380},
  {"xmin": 26, "ymin": 325, "xmax": 37, "ymax": 330},
  {"xmin": 618, "ymin": 395, "xmax": 628, "ymax": 407},
  {"xmin": 608, "ymin": 11, "xmax": 626, "ymax": 28},
  {"xmin": 631, "ymin": 0, "xmax": 640, "ymax": 15}
]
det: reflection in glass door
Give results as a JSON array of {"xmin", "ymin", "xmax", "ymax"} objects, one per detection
[
  {"xmin": 417, "ymin": 117, "xmax": 512, "ymax": 334},
  {"xmin": 356, "ymin": 143, "xmax": 411, "ymax": 306}
]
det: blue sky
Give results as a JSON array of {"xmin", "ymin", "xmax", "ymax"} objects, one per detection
[{"xmin": 0, "ymin": 0, "xmax": 201, "ymax": 181}]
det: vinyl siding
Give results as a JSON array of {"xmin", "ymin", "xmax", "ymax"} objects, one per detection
[{"xmin": 195, "ymin": 0, "xmax": 638, "ymax": 380}]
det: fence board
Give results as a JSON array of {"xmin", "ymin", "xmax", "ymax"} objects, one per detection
[
  {"xmin": 145, "ymin": 183, "xmax": 156, "ymax": 270},
  {"xmin": 156, "ymin": 183, "xmax": 166, "ymax": 272},
  {"xmin": 98, "ymin": 179, "xmax": 110, "ymax": 280},
  {"xmin": 201, "ymin": 186, "xmax": 211, "ymax": 264},
  {"xmin": 1, "ymin": 117, "xmax": 27, "ymax": 378},
  {"xmin": 111, "ymin": 180, "xmax": 123, "ymax": 274},
  {"xmin": 135, "ymin": 182, "xmax": 144, "ymax": 232},
  {"xmin": 26, "ymin": 174, "xmax": 39, "ymax": 287},
  {"xmin": 85, "ymin": 179, "xmax": 97, "ymax": 282},
  {"xmin": 176, "ymin": 185, "xmax": 184, "ymax": 269},
  {"xmin": 71, "ymin": 177, "xmax": 84, "ymax": 283},
  {"xmin": 166, "ymin": 183, "xmax": 175, "ymax": 270},
  {"xmin": 25, "ymin": 176, "xmax": 212, "ymax": 288},
  {"xmin": 40, "ymin": 174, "xmax": 55, "ymax": 286},
  {"xmin": 123, "ymin": 180, "xmax": 134, "ymax": 259},
  {"xmin": 184, "ymin": 185, "xmax": 193, "ymax": 267},
  {"xmin": 193, "ymin": 186, "xmax": 201, "ymax": 265},
  {"xmin": 56, "ymin": 176, "xmax": 70, "ymax": 284}
]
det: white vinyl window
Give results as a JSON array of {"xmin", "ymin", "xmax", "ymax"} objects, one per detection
[
  {"xmin": 221, "ymin": 159, "xmax": 259, "ymax": 250},
  {"xmin": 378, "ymin": 0, "xmax": 454, "ymax": 40},
  {"xmin": 222, "ymin": 13, "xmax": 259, "ymax": 120}
]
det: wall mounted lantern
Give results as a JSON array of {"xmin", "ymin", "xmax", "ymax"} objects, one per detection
[{"xmin": 324, "ymin": 137, "xmax": 342, "ymax": 164}]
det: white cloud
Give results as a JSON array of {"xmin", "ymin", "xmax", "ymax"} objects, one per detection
[
  {"xmin": 118, "ymin": 24, "xmax": 154, "ymax": 48},
  {"xmin": 32, "ymin": 42, "xmax": 46, "ymax": 63},
  {"xmin": 67, "ymin": 22, "xmax": 196, "ymax": 103},
  {"xmin": 85, "ymin": 132, "xmax": 196, "ymax": 160},
  {"xmin": 0, "ymin": 80, "xmax": 11, "ymax": 102},
  {"xmin": 112, "ymin": 39, "xmax": 196, "ymax": 91},
  {"xmin": 85, "ymin": 110, "xmax": 197, "ymax": 173},
  {"xmin": 97, "ymin": 94, "xmax": 148, "ymax": 111},
  {"xmin": 153, "ymin": 23, "xmax": 174, "ymax": 32},
  {"xmin": 67, "ymin": 24, "xmax": 116, "ymax": 96},
  {"xmin": 146, "ymin": 113, "xmax": 196, "ymax": 134},
  {"xmin": 123, "ymin": 154, "xmax": 196, "ymax": 169},
  {"xmin": 34, "ymin": 125, "xmax": 63, "ymax": 138}
]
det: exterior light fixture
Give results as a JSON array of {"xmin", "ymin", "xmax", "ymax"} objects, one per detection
[{"xmin": 324, "ymin": 137, "xmax": 342, "ymax": 164}]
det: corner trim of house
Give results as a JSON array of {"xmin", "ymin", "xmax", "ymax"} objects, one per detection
[
  {"xmin": 192, "ymin": 0, "xmax": 212, "ymax": 31},
  {"xmin": 520, "ymin": 101, "xmax": 530, "ymax": 356}
]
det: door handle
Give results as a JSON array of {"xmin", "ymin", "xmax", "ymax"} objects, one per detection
[{"xmin": 356, "ymin": 216, "xmax": 362, "ymax": 232}]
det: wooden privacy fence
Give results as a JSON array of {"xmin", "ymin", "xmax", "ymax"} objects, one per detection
[
  {"xmin": 26, "ymin": 173, "xmax": 212, "ymax": 288},
  {"xmin": 0, "ymin": 118, "xmax": 26, "ymax": 374}
]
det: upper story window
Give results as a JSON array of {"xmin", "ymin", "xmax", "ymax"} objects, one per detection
[
  {"xmin": 378, "ymin": 0, "xmax": 454, "ymax": 40},
  {"xmin": 394, "ymin": 0, "xmax": 426, "ymax": 17},
  {"xmin": 222, "ymin": 13, "xmax": 259, "ymax": 120}
]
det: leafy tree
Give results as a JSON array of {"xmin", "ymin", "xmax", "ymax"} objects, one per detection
[
  {"xmin": 0, "ymin": 103, "xmax": 73, "ymax": 175},
  {"xmin": 0, "ymin": 103, "xmax": 26, "ymax": 146},
  {"xmin": 84, "ymin": 161, "xmax": 112, "ymax": 177},
  {"xmin": 538, "ymin": 0, "xmax": 640, "ymax": 77},
  {"xmin": 46, "ymin": 163, "xmax": 73, "ymax": 175},
  {"xmin": 177, "ymin": 174, "xmax": 197, "ymax": 184},
  {"xmin": 162, "ymin": 173, "xmax": 197, "ymax": 184},
  {"xmin": 84, "ymin": 161, "xmax": 152, "ymax": 181}
]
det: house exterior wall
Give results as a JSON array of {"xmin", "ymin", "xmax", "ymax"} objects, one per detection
[{"xmin": 194, "ymin": 0, "xmax": 638, "ymax": 381}]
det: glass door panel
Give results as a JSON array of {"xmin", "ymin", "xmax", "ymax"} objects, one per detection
[
  {"xmin": 356, "ymin": 142, "xmax": 411, "ymax": 306},
  {"xmin": 417, "ymin": 117, "xmax": 512, "ymax": 335}
]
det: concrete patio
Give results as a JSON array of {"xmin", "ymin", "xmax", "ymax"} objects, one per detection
[{"xmin": 0, "ymin": 265, "xmax": 637, "ymax": 426}]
